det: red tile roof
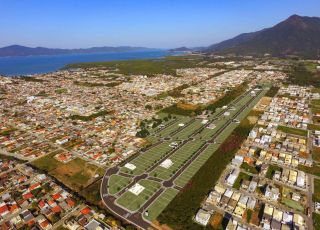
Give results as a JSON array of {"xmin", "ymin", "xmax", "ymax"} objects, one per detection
[
  {"xmin": 23, "ymin": 192, "xmax": 33, "ymax": 200},
  {"xmin": 0, "ymin": 205, "xmax": 9, "ymax": 214},
  {"xmin": 51, "ymin": 205, "xmax": 61, "ymax": 213},
  {"xmin": 51, "ymin": 193, "xmax": 62, "ymax": 200},
  {"xmin": 80, "ymin": 207, "xmax": 92, "ymax": 215}
]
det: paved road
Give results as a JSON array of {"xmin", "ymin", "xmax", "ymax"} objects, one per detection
[{"xmin": 100, "ymin": 87, "xmax": 265, "ymax": 229}]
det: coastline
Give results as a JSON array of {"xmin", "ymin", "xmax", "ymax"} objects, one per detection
[{"xmin": 0, "ymin": 50, "xmax": 178, "ymax": 77}]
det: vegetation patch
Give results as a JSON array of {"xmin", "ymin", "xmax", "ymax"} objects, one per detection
[
  {"xmin": 281, "ymin": 198, "xmax": 304, "ymax": 212},
  {"xmin": 313, "ymin": 178, "xmax": 320, "ymax": 202},
  {"xmin": 312, "ymin": 147, "xmax": 320, "ymax": 162},
  {"xmin": 264, "ymin": 86, "xmax": 279, "ymax": 97},
  {"xmin": 313, "ymin": 213, "xmax": 320, "ymax": 230},
  {"xmin": 277, "ymin": 125, "xmax": 308, "ymax": 137},
  {"xmin": 69, "ymin": 110, "xmax": 111, "ymax": 121},
  {"xmin": 67, "ymin": 55, "xmax": 206, "ymax": 76},
  {"xmin": 157, "ymin": 110, "xmax": 261, "ymax": 229},
  {"xmin": 233, "ymin": 172, "xmax": 251, "ymax": 189},
  {"xmin": 299, "ymin": 164, "xmax": 320, "ymax": 177},
  {"xmin": 241, "ymin": 162, "xmax": 258, "ymax": 174},
  {"xmin": 266, "ymin": 164, "xmax": 281, "ymax": 179},
  {"xmin": 32, "ymin": 154, "xmax": 101, "ymax": 192}
]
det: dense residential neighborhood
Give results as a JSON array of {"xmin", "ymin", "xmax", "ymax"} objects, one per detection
[{"xmin": 0, "ymin": 55, "xmax": 320, "ymax": 230}]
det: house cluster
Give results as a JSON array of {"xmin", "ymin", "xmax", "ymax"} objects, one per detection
[
  {"xmin": 0, "ymin": 156, "xmax": 113, "ymax": 230},
  {"xmin": 0, "ymin": 125, "xmax": 56, "ymax": 160},
  {"xmin": 0, "ymin": 64, "xmax": 285, "ymax": 168},
  {"xmin": 63, "ymin": 206, "xmax": 113, "ymax": 230},
  {"xmin": 195, "ymin": 85, "xmax": 313, "ymax": 229}
]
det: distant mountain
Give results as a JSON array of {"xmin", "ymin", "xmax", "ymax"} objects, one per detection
[
  {"xmin": 205, "ymin": 15, "xmax": 320, "ymax": 58},
  {"xmin": 169, "ymin": 46, "xmax": 192, "ymax": 52},
  {"xmin": 0, "ymin": 45, "xmax": 157, "ymax": 57}
]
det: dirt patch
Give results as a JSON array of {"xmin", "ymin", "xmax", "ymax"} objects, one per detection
[
  {"xmin": 210, "ymin": 212, "xmax": 223, "ymax": 229},
  {"xmin": 254, "ymin": 96, "xmax": 272, "ymax": 111},
  {"xmin": 151, "ymin": 221, "xmax": 173, "ymax": 230},
  {"xmin": 177, "ymin": 103, "xmax": 198, "ymax": 111},
  {"xmin": 247, "ymin": 116, "xmax": 258, "ymax": 125},
  {"xmin": 50, "ymin": 158, "xmax": 98, "ymax": 191}
]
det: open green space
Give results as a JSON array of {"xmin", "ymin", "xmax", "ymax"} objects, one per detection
[
  {"xmin": 143, "ymin": 188, "xmax": 179, "ymax": 221},
  {"xmin": 287, "ymin": 61, "xmax": 320, "ymax": 87},
  {"xmin": 241, "ymin": 162, "xmax": 259, "ymax": 174},
  {"xmin": 277, "ymin": 125, "xmax": 308, "ymax": 137},
  {"xmin": 69, "ymin": 110, "xmax": 111, "ymax": 121},
  {"xmin": 116, "ymin": 179, "xmax": 160, "ymax": 212},
  {"xmin": 299, "ymin": 164, "xmax": 320, "ymax": 177},
  {"xmin": 233, "ymin": 172, "xmax": 251, "ymax": 189},
  {"xmin": 281, "ymin": 198, "xmax": 304, "ymax": 212},
  {"xmin": 266, "ymin": 164, "xmax": 282, "ymax": 179},
  {"xmin": 151, "ymin": 140, "xmax": 205, "ymax": 180},
  {"xmin": 313, "ymin": 213, "xmax": 320, "ymax": 230},
  {"xmin": 108, "ymin": 175, "xmax": 132, "ymax": 195},
  {"xmin": 158, "ymin": 108, "xmax": 264, "ymax": 229},
  {"xmin": 264, "ymin": 86, "xmax": 279, "ymax": 97},
  {"xmin": 314, "ymin": 178, "xmax": 320, "ymax": 202},
  {"xmin": 171, "ymin": 120, "xmax": 203, "ymax": 140},
  {"xmin": 32, "ymin": 153, "xmax": 102, "ymax": 191},
  {"xmin": 308, "ymin": 123, "xmax": 320, "ymax": 131},
  {"xmin": 120, "ymin": 141, "xmax": 172, "ymax": 175}
]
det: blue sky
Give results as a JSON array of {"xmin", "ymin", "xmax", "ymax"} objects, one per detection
[{"xmin": 1, "ymin": 0, "xmax": 319, "ymax": 49}]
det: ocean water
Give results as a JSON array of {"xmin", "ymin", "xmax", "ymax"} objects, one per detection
[{"xmin": 0, "ymin": 50, "xmax": 173, "ymax": 76}]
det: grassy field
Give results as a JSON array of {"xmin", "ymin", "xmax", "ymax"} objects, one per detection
[
  {"xmin": 116, "ymin": 179, "xmax": 161, "ymax": 212},
  {"xmin": 287, "ymin": 61, "xmax": 320, "ymax": 87},
  {"xmin": 277, "ymin": 125, "xmax": 308, "ymax": 137},
  {"xmin": 69, "ymin": 110, "xmax": 111, "ymax": 121},
  {"xmin": 241, "ymin": 162, "xmax": 258, "ymax": 174},
  {"xmin": 313, "ymin": 213, "xmax": 320, "ymax": 230},
  {"xmin": 233, "ymin": 172, "xmax": 251, "ymax": 189},
  {"xmin": 281, "ymin": 198, "xmax": 304, "ymax": 212},
  {"xmin": 314, "ymin": 178, "xmax": 320, "ymax": 202},
  {"xmin": 108, "ymin": 175, "xmax": 132, "ymax": 195},
  {"xmin": 151, "ymin": 140, "xmax": 204, "ymax": 180},
  {"xmin": 120, "ymin": 141, "xmax": 172, "ymax": 175},
  {"xmin": 264, "ymin": 86, "xmax": 279, "ymax": 97},
  {"xmin": 299, "ymin": 164, "xmax": 320, "ymax": 177},
  {"xmin": 32, "ymin": 153, "xmax": 103, "ymax": 191},
  {"xmin": 266, "ymin": 164, "xmax": 281, "ymax": 179},
  {"xmin": 80, "ymin": 179, "xmax": 102, "ymax": 205},
  {"xmin": 171, "ymin": 120, "xmax": 203, "ymax": 140},
  {"xmin": 308, "ymin": 123, "xmax": 320, "ymax": 131},
  {"xmin": 143, "ymin": 188, "xmax": 179, "ymax": 221}
]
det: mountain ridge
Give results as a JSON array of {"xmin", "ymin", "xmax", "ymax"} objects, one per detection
[
  {"xmin": 205, "ymin": 14, "xmax": 320, "ymax": 58},
  {"xmin": 0, "ymin": 45, "xmax": 158, "ymax": 57}
]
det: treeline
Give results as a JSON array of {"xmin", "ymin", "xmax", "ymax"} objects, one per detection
[
  {"xmin": 287, "ymin": 62, "xmax": 320, "ymax": 87},
  {"xmin": 157, "ymin": 109, "xmax": 263, "ymax": 230}
]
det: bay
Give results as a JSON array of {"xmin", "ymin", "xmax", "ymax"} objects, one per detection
[{"xmin": 0, "ymin": 50, "xmax": 173, "ymax": 76}]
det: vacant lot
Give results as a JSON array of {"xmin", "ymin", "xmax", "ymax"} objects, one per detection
[
  {"xmin": 32, "ymin": 153, "xmax": 103, "ymax": 191},
  {"xmin": 277, "ymin": 125, "xmax": 308, "ymax": 137}
]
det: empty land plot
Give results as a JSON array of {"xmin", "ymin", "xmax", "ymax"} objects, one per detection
[
  {"xmin": 116, "ymin": 179, "xmax": 160, "ymax": 212},
  {"xmin": 277, "ymin": 125, "xmax": 308, "ymax": 137},
  {"xmin": 108, "ymin": 175, "xmax": 132, "ymax": 195},
  {"xmin": 174, "ymin": 144, "xmax": 218, "ymax": 187},
  {"xmin": 120, "ymin": 141, "xmax": 172, "ymax": 175},
  {"xmin": 151, "ymin": 140, "xmax": 205, "ymax": 180},
  {"xmin": 143, "ymin": 188, "xmax": 179, "ymax": 221},
  {"xmin": 157, "ymin": 117, "xmax": 191, "ymax": 137},
  {"xmin": 172, "ymin": 120, "xmax": 203, "ymax": 140}
]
